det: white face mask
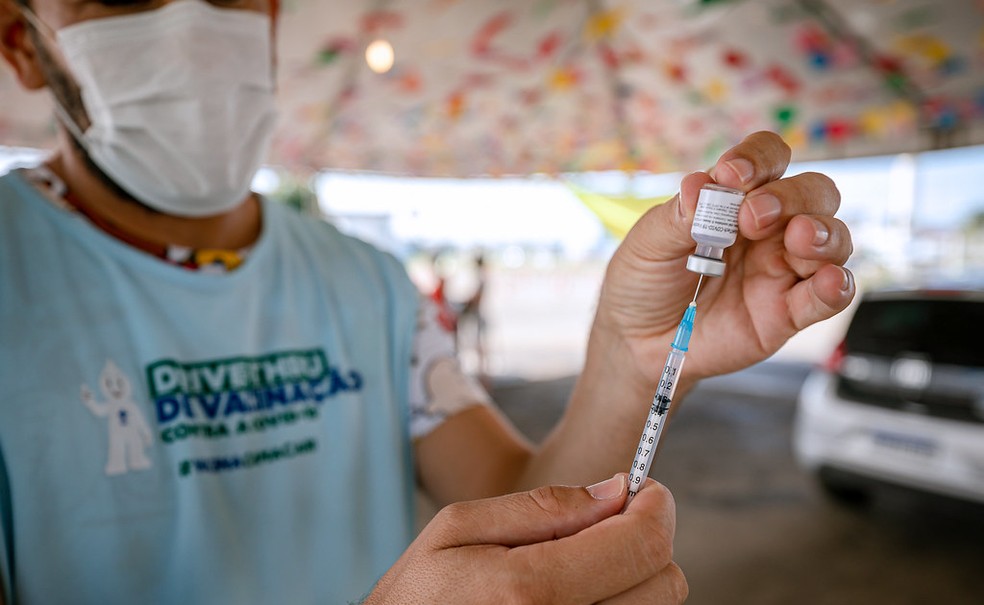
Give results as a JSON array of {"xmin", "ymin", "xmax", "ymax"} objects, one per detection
[{"xmin": 29, "ymin": 0, "xmax": 278, "ymax": 217}]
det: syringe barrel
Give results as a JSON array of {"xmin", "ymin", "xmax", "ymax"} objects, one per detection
[{"xmin": 626, "ymin": 348, "xmax": 687, "ymax": 501}]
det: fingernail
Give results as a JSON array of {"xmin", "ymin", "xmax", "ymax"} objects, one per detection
[
  {"xmin": 725, "ymin": 158, "xmax": 754, "ymax": 185},
  {"xmin": 747, "ymin": 193, "xmax": 782, "ymax": 229},
  {"xmin": 811, "ymin": 219, "xmax": 830, "ymax": 246},
  {"xmin": 840, "ymin": 267, "xmax": 853, "ymax": 292},
  {"xmin": 586, "ymin": 475, "xmax": 625, "ymax": 500}
]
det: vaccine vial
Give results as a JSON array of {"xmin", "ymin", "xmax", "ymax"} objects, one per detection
[{"xmin": 686, "ymin": 184, "xmax": 745, "ymax": 277}]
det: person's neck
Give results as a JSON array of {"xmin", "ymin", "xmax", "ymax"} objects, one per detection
[{"xmin": 44, "ymin": 135, "xmax": 262, "ymax": 251}]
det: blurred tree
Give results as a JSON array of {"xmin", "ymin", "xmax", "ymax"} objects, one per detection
[
  {"xmin": 962, "ymin": 209, "xmax": 984, "ymax": 269},
  {"xmin": 268, "ymin": 172, "xmax": 320, "ymax": 217},
  {"xmin": 966, "ymin": 210, "xmax": 984, "ymax": 231}
]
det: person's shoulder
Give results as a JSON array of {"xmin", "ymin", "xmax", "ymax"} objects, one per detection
[
  {"xmin": 265, "ymin": 199, "xmax": 407, "ymax": 275},
  {"xmin": 268, "ymin": 200, "xmax": 378, "ymax": 253},
  {"xmin": 0, "ymin": 167, "xmax": 29, "ymax": 198},
  {"xmin": 265, "ymin": 197, "xmax": 341, "ymax": 240},
  {"xmin": 0, "ymin": 167, "xmax": 46, "ymax": 218}
]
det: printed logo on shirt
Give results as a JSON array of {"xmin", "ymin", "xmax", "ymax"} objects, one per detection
[
  {"xmin": 81, "ymin": 360, "xmax": 155, "ymax": 476},
  {"xmin": 146, "ymin": 348, "xmax": 363, "ymax": 448}
]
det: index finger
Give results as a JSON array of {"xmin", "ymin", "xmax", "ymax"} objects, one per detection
[
  {"xmin": 509, "ymin": 480, "xmax": 678, "ymax": 604},
  {"xmin": 710, "ymin": 131, "xmax": 792, "ymax": 192},
  {"xmin": 738, "ymin": 171, "xmax": 843, "ymax": 239}
]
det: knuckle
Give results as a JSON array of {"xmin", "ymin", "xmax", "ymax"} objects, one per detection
[
  {"xmin": 667, "ymin": 562, "xmax": 690, "ymax": 603},
  {"xmin": 765, "ymin": 130, "xmax": 793, "ymax": 158},
  {"xmin": 429, "ymin": 501, "xmax": 472, "ymax": 542},
  {"xmin": 800, "ymin": 170, "xmax": 832, "ymax": 187},
  {"xmin": 779, "ymin": 138, "xmax": 793, "ymax": 159},
  {"xmin": 750, "ymin": 130, "xmax": 791, "ymax": 155},
  {"xmin": 747, "ymin": 129, "xmax": 778, "ymax": 145},
  {"xmin": 801, "ymin": 172, "xmax": 841, "ymax": 207},
  {"xmin": 733, "ymin": 131, "xmax": 791, "ymax": 179},
  {"xmin": 525, "ymin": 485, "xmax": 567, "ymax": 517},
  {"xmin": 646, "ymin": 480, "xmax": 677, "ymax": 517},
  {"xmin": 434, "ymin": 500, "xmax": 466, "ymax": 524}
]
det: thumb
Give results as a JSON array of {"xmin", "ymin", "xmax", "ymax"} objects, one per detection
[
  {"xmin": 426, "ymin": 474, "xmax": 628, "ymax": 550},
  {"xmin": 624, "ymin": 171, "xmax": 714, "ymax": 262}
]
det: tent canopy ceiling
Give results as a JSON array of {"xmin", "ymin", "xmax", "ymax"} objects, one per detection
[{"xmin": 1, "ymin": 0, "xmax": 982, "ymax": 177}]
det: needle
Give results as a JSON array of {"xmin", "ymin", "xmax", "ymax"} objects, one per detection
[{"xmin": 692, "ymin": 274, "xmax": 704, "ymax": 303}]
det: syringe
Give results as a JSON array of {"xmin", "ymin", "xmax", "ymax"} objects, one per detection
[
  {"xmin": 623, "ymin": 283, "xmax": 700, "ymax": 510},
  {"xmin": 622, "ymin": 183, "xmax": 742, "ymax": 509}
]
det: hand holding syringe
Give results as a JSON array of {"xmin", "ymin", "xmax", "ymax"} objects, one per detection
[{"xmin": 623, "ymin": 184, "xmax": 745, "ymax": 509}]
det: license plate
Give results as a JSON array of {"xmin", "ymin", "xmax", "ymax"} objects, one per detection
[{"xmin": 870, "ymin": 430, "xmax": 938, "ymax": 458}]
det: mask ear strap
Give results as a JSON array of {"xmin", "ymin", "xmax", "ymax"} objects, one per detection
[
  {"xmin": 18, "ymin": 4, "xmax": 55, "ymax": 38},
  {"xmin": 51, "ymin": 98, "xmax": 89, "ymax": 142},
  {"xmin": 19, "ymin": 6, "xmax": 90, "ymax": 144}
]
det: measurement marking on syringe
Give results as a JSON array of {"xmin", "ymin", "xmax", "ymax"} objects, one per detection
[{"xmin": 623, "ymin": 298, "xmax": 696, "ymax": 511}]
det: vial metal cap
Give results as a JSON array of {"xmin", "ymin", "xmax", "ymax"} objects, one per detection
[
  {"xmin": 701, "ymin": 183, "xmax": 744, "ymax": 196},
  {"xmin": 687, "ymin": 254, "xmax": 726, "ymax": 277}
]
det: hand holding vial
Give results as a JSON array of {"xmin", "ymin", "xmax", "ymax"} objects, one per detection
[{"xmin": 592, "ymin": 131, "xmax": 855, "ymax": 390}]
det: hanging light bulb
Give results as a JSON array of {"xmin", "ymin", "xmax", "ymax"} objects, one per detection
[{"xmin": 365, "ymin": 39, "xmax": 395, "ymax": 74}]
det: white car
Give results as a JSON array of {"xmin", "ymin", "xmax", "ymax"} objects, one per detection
[{"xmin": 793, "ymin": 288, "xmax": 984, "ymax": 505}]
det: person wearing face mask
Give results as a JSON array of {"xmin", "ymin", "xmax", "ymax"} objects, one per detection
[{"xmin": 0, "ymin": 1, "xmax": 856, "ymax": 603}]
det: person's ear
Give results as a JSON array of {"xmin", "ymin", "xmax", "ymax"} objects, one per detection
[{"xmin": 0, "ymin": 0, "xmax": 48, "ymax": 90}]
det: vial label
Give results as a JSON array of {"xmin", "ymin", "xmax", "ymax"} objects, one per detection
[{"xmin": 692, "ymin": 187, "xmax": 743, "ymax": 244}]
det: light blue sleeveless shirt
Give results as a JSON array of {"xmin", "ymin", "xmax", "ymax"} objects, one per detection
[{"xmin": 0, "ymin": 169, "xmax": 419, "ymax": 604}]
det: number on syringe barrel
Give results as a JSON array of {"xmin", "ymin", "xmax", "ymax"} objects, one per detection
[{"xmin": 655, "ymin": 377, "xmax": 673, "ymax": 398}]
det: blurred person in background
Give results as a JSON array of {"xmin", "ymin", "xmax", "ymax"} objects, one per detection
[
  {"xmin": 0, "ymin": 0, "xmax": 854, "ymax": 603},
  {"xmin": 456, "ymin": 251, "xmax": 488, "ymax": 380}
]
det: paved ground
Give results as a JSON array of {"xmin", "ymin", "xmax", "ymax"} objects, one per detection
[{"xmin": 490, "ymin": 361, "xmax": 984, "ymax": 605}]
